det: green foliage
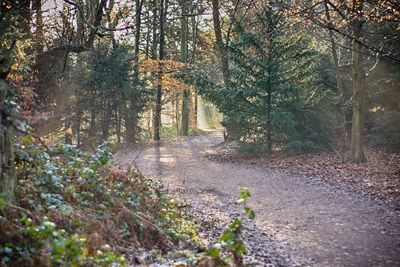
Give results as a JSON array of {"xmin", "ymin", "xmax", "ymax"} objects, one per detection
[
  {"xmin": 141, "ymin": 126, "xmax": 204, "ymax": 140},
  {"xmin": 7, "ymin": 135, "xmax": 202, "ymax": 265},
  {"xmin": 0, "ymin": 216, "xmax": 125, "ymax": 266},
  {"xmin": 197, "ymin": 6, "xmax": 334, "ymax": 155},
  {"xmin": 68, "ymin": 41, "xmax": 150, "ymax": 143},
  {"xmin": 364, "ymin": 22, "xmax": 400, "ymax": 151},
  {"xmin": 14, "ymin": 137, "xmax": 111, "ymax": 212},
  {"xmin": 0, "ymin": 195, "xmax": 5, "ymax": 210},
  {"xmin": 208, "ymin": 188, "xmax": 255, "ymax": 266},
  {"xmin": 161, "ymin": 125, "xmax": 179, "ymax": 138},
  {"xmin": 188, "ymin": 128, "xmax": 205, "ymax": 136},
  {"xmin": 368, "ymin": 110, "xmax": 400, "ymax": 151},
  {"xmin": 237, "ymin": 142, "xmax": 268, "ymax": 156}
]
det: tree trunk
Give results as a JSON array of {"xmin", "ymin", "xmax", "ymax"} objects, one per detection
[
  {"xmin": 180, "ymin": 0, "xmax": 189, "ymax": 136},
  {"xmin": 89, "ymin": 105, "xmax": 97, "ymax": 138},
  {"xmin": 323, "ymin": 0, "xmax": 349, "ymax": 149},
  {"xmin": 115, "ymin": 108, "xmax": 121, "ymax": 143},
  {"xmin": 211, "ymin": 0, "xmax": 230, "ymax": 86},
  {"xmin": 126, "ymin": 0, "xmax": 143, "ymax": 144},
  {"xmin": 151, "ymin": 0, "xmax": 158, "ymax": 60},
  {"xmin": 153, "ymin": 0, "xmax": 166, "ymax": 141},
  {"xmin": 75, "ymin": 110, "xmax": 82, "ymax": 146},
  {"xmin": 0, "ymin": 39, "xmax": 16, "ymax": 204},
  {"xmin": 175, "ymin": 93, "xmax": 180, "ymax": 132},
  {"xmin": 101, "ymin": 101, "xmax": 111, "ymax": 141},
  {"xmin": 266, "ymin": 79, "xmax": 272, "ymax": 154},
  {"xmin": 65, "ymin": 121, "xmax": 73, "ymax": 144},
  {"xmin": 193, "ymin": 92, "xmax": 198, "ymax": 128},
  {"xmin": 34, "ymin": 0, "xmax": 44, "ymax": 52},
  {"xmin": 0, "ymin": 81, "xmax": 16, "ymax": 204},
  {"xmin": 350, "ymin": 2, "xmax": 366, "ymax": 163}
]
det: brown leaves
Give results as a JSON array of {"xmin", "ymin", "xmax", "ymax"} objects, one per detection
[
  {"xmin": 140, "ymin": 59, "xmax": 193, "ymax": 92},
  {"xmin": 140, "ymin": 59, "xmax": 188, "ymax": 73},
  {"xmin": 207, "ymin": 144, "xmax": 400, "ymax": 209}
]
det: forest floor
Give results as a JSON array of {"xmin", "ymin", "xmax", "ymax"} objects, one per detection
[{"xmin": 115, "ymin": 130, "xmax": 400, "ymax": 267}]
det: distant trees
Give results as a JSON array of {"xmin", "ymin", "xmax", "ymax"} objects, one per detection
[
  {"xmin": 0, "ymin": 0, "xmax": 399, "ymax": 186},
  {"xmin": 200, "ymin": 2, "xmax": 334, "ymax": 154},
  {"xmin": 200, "ymin": 0, "xmax": 400, "ymax": 158},
  {"xmin": 295, "ymin": 0, "xmax": 400, "ymax": 159},
  {"xmin": 180, "ymin": 0, "xmax": 190, "ymax": 136}
]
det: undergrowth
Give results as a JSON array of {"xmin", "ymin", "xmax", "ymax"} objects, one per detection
[
  {"xmin": 1, "ymin": 135, "xmax": 257, "ymax": 266},
  {"xmin": 1, "ymin": 135, "xmax": 203, "ymax": 266},
  {"xmin": 141, "ymin": 126, "xmax": 205, "ymax": 140}
]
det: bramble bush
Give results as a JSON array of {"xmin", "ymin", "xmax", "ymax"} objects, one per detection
[
  {"xmin": 0, "ymin": 216, "xmax": 126, "ymax": 266},
  {"xmin": 1, "ymin": 135, "xmax": 202, "ymax": 266}
]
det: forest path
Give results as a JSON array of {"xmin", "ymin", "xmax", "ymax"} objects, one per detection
[{"xmin": 116, "ymin": 131, "xmax": 400, "ymax": 267}]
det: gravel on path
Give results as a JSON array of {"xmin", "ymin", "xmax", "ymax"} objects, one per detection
[{"xmin": 115, "ymin": 131, "xmax": 400, "ymax": 267}]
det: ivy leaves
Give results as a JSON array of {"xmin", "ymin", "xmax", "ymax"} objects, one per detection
[{"xmin": 208, "ymin": 188, "xmax": 256, "ymax": 265}]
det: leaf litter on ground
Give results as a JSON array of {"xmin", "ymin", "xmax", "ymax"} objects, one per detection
[{"xmin": 205, "ymin": 142, "xmax": 400, "ymax": 213}]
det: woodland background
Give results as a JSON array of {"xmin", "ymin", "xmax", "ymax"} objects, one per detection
[{"xmin": 0, "ymin": 0, "xmax": 399, "ymax": 266}]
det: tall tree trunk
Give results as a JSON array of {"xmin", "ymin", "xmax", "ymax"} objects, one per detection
[
  {"xmin": 89, "ymin": 104, "xmax": 97, "ymax": 138},
  {"xmin": 19, "ymin": 0, "xmax": 31, "ymax": 36},
  {"xmin": 175, "ymin": 93, "xmax": 180, "ymax": 132},
  {"xmin": 266, "ymin": 77, "xmax": 272, "ymax": 154},
  {"xmin": 190, "ymin": 13, "xmax": 198, "ymax": 128},
  {"xmin": 34, "ymin": 0, "xmax": 44, "ymax": 52},
  {"xmin": 75, "ymin": 110, "xmax": 82, "ymax": 146},
  {"xmin": 211, "ymin": 0, "xmax": 230, "ymax": 86},
  {"xmin": 151, "ymin": 0, "xmax": 158, "ymax": 61},
  {"xmin": 0, "ymin": 81, "xmax": 15, "ymax": 204},
  {"xmin": 126, "ymin": 0, "xmax": 143, "ymax": 143},
  {"xmin": 323, "ymin": 0, "xmax": 348, "ymax": 149},
  {"xmin": 65, "ymin": 121, "xmax": 73, "ymax": 144},
  {"xmin": 153, "ymin": 0, "xmax": 166, "ymax": 141},
  {"xmin": 115, "ymin": 108, "xmax": 121, "ymax": 143},
  {"xmin": 193, "ymin": 91, "xmax": 198, "ymax": 128},
  {"xmin": 101, "ymin": 101, "xmax": 111, "ymax": 140},
  {"xmin": 0, "ymin": 41, "xmax": 17, "ymax": 204},
  {"xmin": 350, "ymin": 2, "xmax": 366, "ymax": 163},
  {"xmin": 180, "ymin": 0, "xmax": 189, "ymax": 136}
]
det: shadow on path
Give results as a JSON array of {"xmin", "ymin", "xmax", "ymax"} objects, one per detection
[{"xmin": 119, "ymin": 131, "xmax": 400, "ymax": 267}]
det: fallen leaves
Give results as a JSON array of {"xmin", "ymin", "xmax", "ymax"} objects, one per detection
[{"xmin": 207, "ymin": 143, "xmax": 400, "ymax": 210}]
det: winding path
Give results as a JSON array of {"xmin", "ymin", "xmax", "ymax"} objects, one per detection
[{"xmin": 117, "ymin": 131, "xmax": 400, "ymax": 266}]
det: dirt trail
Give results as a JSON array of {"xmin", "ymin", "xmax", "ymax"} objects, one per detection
[{"xmin": 116, "ymin": 131, "xmax": 400, "ymax": 267}]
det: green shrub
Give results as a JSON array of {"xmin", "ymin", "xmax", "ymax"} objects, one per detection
[
  {"xmin": 208, "ymin": 188, "xmax": 255, "ymax": 266},
  {"xmin": 10, "ymin": 135, "xmax": 203, "ymax": 265},
  {"xmin": 237, "ymin": 142, "xmax": 268, "ymax": 156},
  {"xmin": 368, "ymin": 110, "xmax": 400, "ymax": 151},
  {"xmin": 0, "ymin": 217, "xmax": 126, "ymax": 266}
]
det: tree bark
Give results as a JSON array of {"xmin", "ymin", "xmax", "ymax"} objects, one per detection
[
  {"xmin": 266, "ymin": 77, "xmax": 272, "ymax": 154},
  {"xmin": 0, "ymin": 81, "xmax": 15, "ymax": 204},
  {"xmin": 153, "ymin": 0, "xmax": 166, "ymax": 141},
  {"xmin": 65, "ymin": 121, "xmax": 73, "ymax": 144},
  {"xmin": 180, "ymin": 0, "xmax": 189, "ymax": 136},
  {"xmin": 193, "ymin": 92, "xmax": 198, "ymax": 128},
  {"xmin": 34, "ymin": 0, "xmax": 44, "ymax": 52},
  {"xmin": 0, "ymin": 40, "xmax": 16, "ymax": 204},
  {"xmin": 115, "ymin": 107, "xmax": 121, "ymax": 143},
  {"xmin": 211, "ymin": 0, "xmax": 230, "ymax": 86},
  {"xmin": 350, "ymin": 2, "xmax": 366, "ymax": 163},
  {"xmin": 323, "ymin": 0, "xmax": 349, "ymax": 149},
  {"xmin": 126, "ymin": 0, "xmax": 143, "ymax": 143},
  {"xmin": 101, "ymin": 101, "xmax": 111, "ymax": 140}
]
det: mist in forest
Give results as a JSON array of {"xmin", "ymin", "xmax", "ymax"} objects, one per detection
[{"xmin": 197, "ymin": 97, "xmax": 209, "ymax": 130}]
